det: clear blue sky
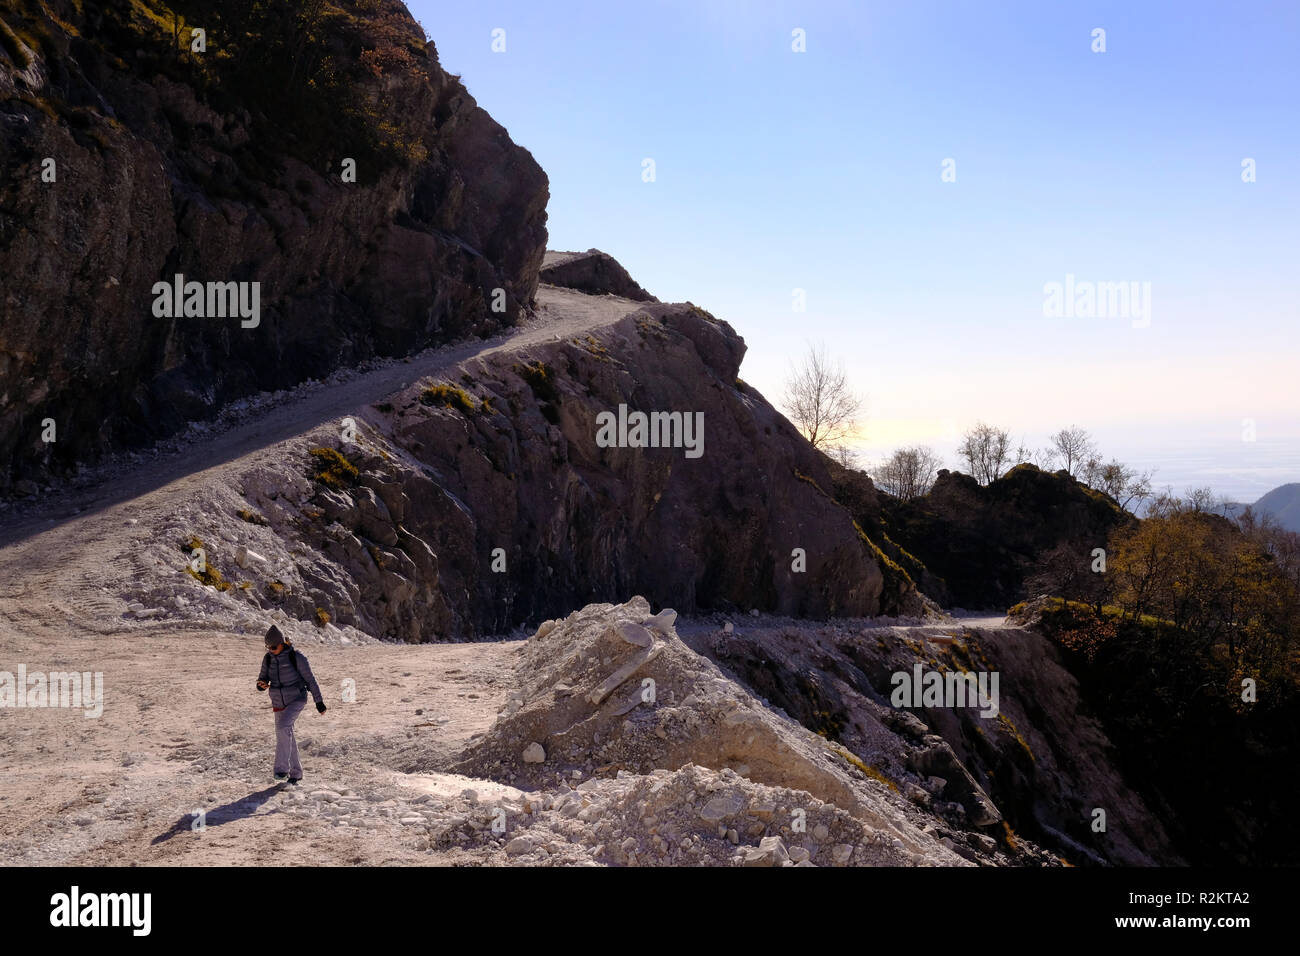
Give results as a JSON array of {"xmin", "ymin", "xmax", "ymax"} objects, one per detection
[{"xmin": 405, "ymin": 0, "xmax": 1299, "ymax": 501}]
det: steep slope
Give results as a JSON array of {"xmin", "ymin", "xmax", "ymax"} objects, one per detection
[
  {"xmin": 0, "ymin": 283, "xmax": 921, "ymax": 654},
  {"xmin": 182, "ymin": 295, "xmax": 920, "ymax": 638},
  {"xmin": 682, "ymin": 612, "xmax": 1180, "ymax": 865},
  {"xmin": 0, "ymin": 0, "xmax": 548, "ymax": 490},
  {"xmin": 1251, "ymin": 482, "xmax": 1300, "ymax": 532}
]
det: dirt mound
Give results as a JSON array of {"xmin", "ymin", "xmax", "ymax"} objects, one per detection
[
  {"xmin": 451, "ymin": 596, "xmax": 969, "ymax": 865},
  {"xmin": 434, "ymin": 763, "xmax": 945, "ymax": 867}
]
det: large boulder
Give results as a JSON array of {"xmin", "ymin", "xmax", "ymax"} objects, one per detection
[{"xmin": 540, "ymin": 249, "xmax": 657, "ymax": 301}]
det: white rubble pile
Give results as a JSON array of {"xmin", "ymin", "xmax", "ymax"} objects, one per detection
[
  {"xmin": 474, "ymin": 763, "xmax": 941, "ymax": 867},
  {"xmin": 450, "ymin": 596, "xmax": 969, "ymax": 865}
]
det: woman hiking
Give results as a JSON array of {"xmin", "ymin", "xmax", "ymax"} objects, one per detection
[{"xmin": 255, "ymin": 624, "xmax": 326, "ymax": 784}]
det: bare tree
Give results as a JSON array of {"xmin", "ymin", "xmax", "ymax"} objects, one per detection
[
  {"xmin": 829, "ymin": 443, "xmax": 862, "ymax": 470},
  {"xmin": 1080, "ymin": 454, "xmax": 1104, "ymax": 488},
  {"xmin": 1083, "ymin": 458, "xmax": 1154, "ymax": 512},
  {"xmin": 783, "ymin": 343, "xmax": 863, "ymax": 453},
  {"xmin": 1014, "ymin": 437, "xmax": 1058, "ymax": 471},
  {"xmin": 958, "ymin": 422, "xmax": 1012, "ymax": 485},
  {"xmin": 874, "ymin": 446, "xmax": 942, "ymax": 500},
  {"xmin": 1184, "ymin": 486, "xmax": 1219, "ymax": 514},
  {"xmin": 1026, "ymin": 541, "xmax": 1111, "ymax": 613},
  {"xmin": 1050, "ymin": 425, "xmax": 1097, "ymax": 477}
]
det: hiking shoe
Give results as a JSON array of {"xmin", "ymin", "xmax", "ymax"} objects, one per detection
[
  {"xmin": 287, "ymin": 777, "xmax": 302, "ymax": 785},
  {"xmin": 274, "ymin": 772, "xmax": 288, "ymax": 780}
]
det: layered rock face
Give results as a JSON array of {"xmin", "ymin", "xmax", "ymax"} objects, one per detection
[
  {"xmin": 368, "ymin": 303, "xmax": 911, "ymax": 630},
  {"xmin": 0, "ymin": 0, "xmax": 548, "ymax": 489},
  {"xmin": 540, "ymin": 249, "xmax": 658, "ymax": 301},
  {"xmin": 687, "ymin": 616, "xmax": 1180, "ymax": 866},
  {"xmin": 177, "ymin": 296, "xmax": 917, "ymax": 643}
]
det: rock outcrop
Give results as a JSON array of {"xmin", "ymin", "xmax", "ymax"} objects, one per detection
[
  {"xmin": 0, "ymin": 0, "xmax": 548, "ymax": 490},
  {"xmin": 834, "ymin": 462, "xmax": 1133, "ymax": 609},
  {"xmin": 179, "ymin": 293, "xmax": 920, "ymax": 642},
  {"xmin": 541, "ymin": 249, "xmax": 657, "ymax": 301},
  {"xmin": 684, "ymin": 613, "xmax": 1181, "ymax": 866}
]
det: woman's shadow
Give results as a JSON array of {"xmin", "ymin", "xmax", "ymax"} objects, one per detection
[{"xmin": 151, "ymin": 783, "xmax": 287, "ymax": 845}]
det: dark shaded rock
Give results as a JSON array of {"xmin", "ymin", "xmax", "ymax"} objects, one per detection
[
  {"xmin": 0, "ymin": 0, "xmax": 548, "ymax": 490},
  {"xmin": 906, "ymin": 735, "xmax": 1001, "ymax": 826},
  {"xmin": 683, "ymin": 618, "xmax": 1184, "ymax": 866},
  {"xmin": 831, "ymin": 461, "xmax": 1132, "ymax": 610},
  {"xmin": 250, "ymin": 301, "xmax": 918, "ymax": 641},
  {"xmin": 824, "ymin": 458, "xmax": 950, "ymax": 604},
  {"xmin": 399, "ymin": 300, "xmax": 906, "ymax": 629},
  {"xmin": 540, "ymin": 249, "xmax": 657, "ymax": 301}
]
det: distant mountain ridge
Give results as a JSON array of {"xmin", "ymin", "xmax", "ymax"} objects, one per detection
[{"xmin": 1225, "ymin": 482, "xmax": 1300, "ymax": 532}]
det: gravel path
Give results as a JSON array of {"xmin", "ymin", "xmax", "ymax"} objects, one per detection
[
  {"xmin": 0, "ymin": 285, "xmax": 647, "ymax": 865},
  {"xmin": 0, "ymin": 286, "xmax": 1011, "ymax": 867},
  {"xmin": 0, "ymin": 285, "xmax": 641, "ymax": 550}
]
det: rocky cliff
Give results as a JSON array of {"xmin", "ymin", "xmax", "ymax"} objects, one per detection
[
  {"xmin": 0, "ymin": 3, "xmax": 1271, "ymax": 874},
  {"xmin": 184, "ymin": 289, "xmax": 921, "ymax": 642},
  {"xmin": 0, "ymin": 0, "xmax": 548, "ymax": 490},
  {"xmin": 686, "ymin": 612, "xmax": 1180, "ymax": 865}
]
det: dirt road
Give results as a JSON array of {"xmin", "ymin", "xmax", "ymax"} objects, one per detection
[
  {"xmin": 0, "ymin": 285, "xmax": 643, "ymax": 633},
  {"xmin": 0, "ymin": 285, "xmax": 1006, "ymax": 867},
  {"xmin": 0, "ymin": 285, "xmax": 641, "ymax": 550},
  {"xmin": 0, "ymin": 285, "xmax": 645, "ymax": 865}
]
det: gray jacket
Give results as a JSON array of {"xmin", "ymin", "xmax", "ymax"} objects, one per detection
[{"xmin": 259, "ymin": 645, "xmax": 323, "ymax": 709}]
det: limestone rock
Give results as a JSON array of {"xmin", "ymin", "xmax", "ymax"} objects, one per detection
[
  {"xmin": 699, "ymin": 791, "xmax": 746, "ymax": 824},
  {"xmin": 741, "ymin": 836, "xmax": 790, "ymax": 867},
  {"xmin": 642, "ymin": 608, "xmax": 677, "ymax": 634},
  {"xmin": 613, "ymin": 622, "xmax": 654, "ymax": 648},
  {"xmin": 504, "ymin": 837, "xmax": 534, "ymax": 856}
]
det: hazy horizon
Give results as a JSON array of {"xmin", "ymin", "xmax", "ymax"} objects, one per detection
[{"xmin": 850, "ymin": 422, "xmax": 1300, "ymax": 505}]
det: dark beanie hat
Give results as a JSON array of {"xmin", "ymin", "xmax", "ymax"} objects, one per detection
[{"xmin": 265, "ymin": 624, "xmax": 284, "ymax": 648}]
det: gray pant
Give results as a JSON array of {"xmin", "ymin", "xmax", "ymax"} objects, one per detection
[{"xmin": 273, "ymin": 694, "xmax": 308, "ymax": 777}]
